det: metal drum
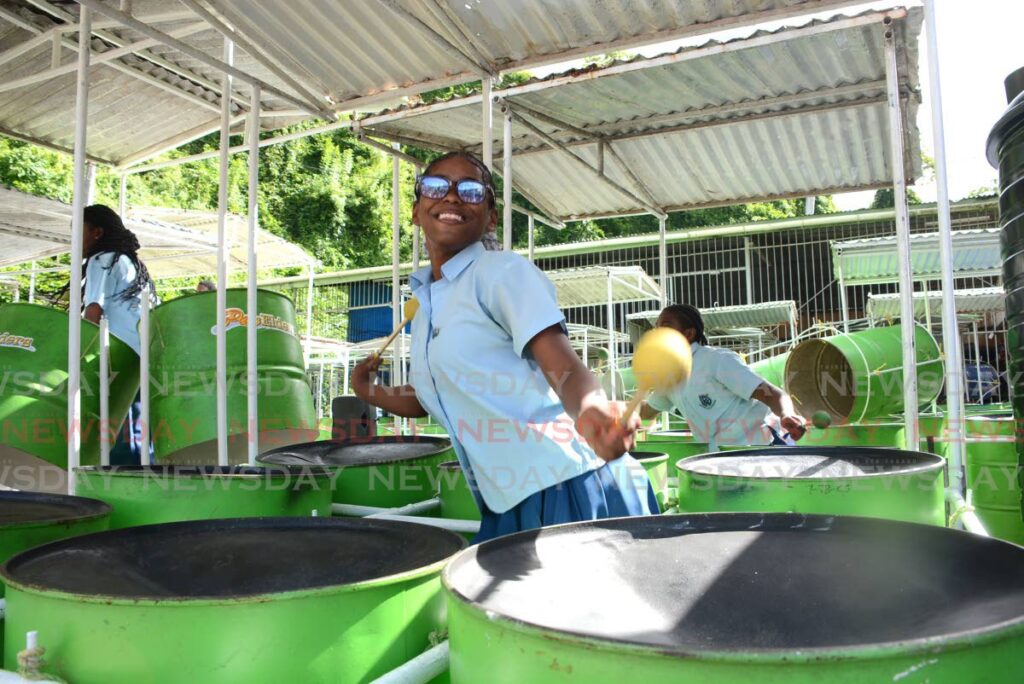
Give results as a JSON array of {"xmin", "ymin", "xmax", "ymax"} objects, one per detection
[
  {"xmin": 0, "ymin": 303, "xmax": 139, "ymax": 493},
  {"xmin": 0, "ymin": 492, "xmax": 110, "ymax": 655},
  {"xmin": 962, "ymin": 417, "xmax": 1024, "ymax": 544},
  {"xmin": 798, "ymin": 421, "xmax": 905, "ymax": 448},
  {"xmin": 632, "ymin": 451, "xmax": 669, "ymax": 511},
  {"xmin": 784, "ymin": 324, "xmax": 943, "ymax": 424},
  {"xmin": 74, "ymin": 465, "xmax": 334, "ymax": 529},
  {"xmin": 675, "ymin": 447, "xmax": 946, "ymax": 526},
  {"xmin": 259, "ymin": 435, "xmax": 454, "ymax": 508},
  {"xmin": 437, "ymin": 461, "xmax": 480, "ymax": 523},
  {"xmin": 148, "ymin": 289, "xmax": 316, "ymax": 465},
  {"xmin": 1, "ymin": 517, "xmax": 465, "ymax": 683},
  {"xmin": 444, "ymin": 514, "xmax": 1024, "ymax": 683}
]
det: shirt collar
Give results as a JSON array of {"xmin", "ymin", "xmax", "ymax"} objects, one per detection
[{"xmin": 409, "ymin": 241, "xmax": 484, "ymax": 291}]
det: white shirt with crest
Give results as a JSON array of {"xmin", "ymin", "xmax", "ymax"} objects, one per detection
[{"xmin": 647, "ymin": 342, "xmax": 780, "ymax": 450}]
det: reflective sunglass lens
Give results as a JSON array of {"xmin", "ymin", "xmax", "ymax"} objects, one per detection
[
  {"xmin": 456, "ymin": 180, "xmax": 487, "ymax": 204},
  {"xmin": 418, "ymin": 176, "xmax": 451, "ymax": 199}
]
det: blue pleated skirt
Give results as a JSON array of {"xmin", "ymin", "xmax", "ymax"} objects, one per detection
[{"xmin": 473, "ymin": 454, "xmax": 660, "ymax": 544}]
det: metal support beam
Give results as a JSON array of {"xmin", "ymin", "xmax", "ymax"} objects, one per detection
[
  {"xmin": 924, "ymin": 0, "xmax": 965, "ymax": 499},
  {"xmin": 215, "ymin": 37, "xmax": 233, "ymax": 467},
  {"xmin": 66, "ymin": 5, "xmax": 91, "ymax": 495},
  {"xmin": 527, "ymin": 215, "xmax": 535, "ymax": 263},
  {"xmin": 838, "ymin": 269, "xmax": 850, "ymax": 333},
  {"xmin": 0, "ymin": 28, "xmax": 58, "ymax": 68},
  {"xmin": 884, "ymin": 21, "xmax": 919, "ymax": 449},
  {"xmin": 24, "ymin": 0, "xmax": 248, "ymax": 109},
  {"xmin": 658, "ymin": 215, "xmax": 668, "ymax": 308},
  {"xmin": 481, "ymin": 77, "xmax": 493, "ymax": 170},
  {"xmin": 177, "ymin": 0, "xmax": 326, "ymax": 111},
  {"xmin": 378, "ymin": 0, "xmax": 493, "ymax": 76},
  {"xmin": 502, "ymin": 106, "xmax": 513, "ymax": 251},
  {"xmin": 507, "ymin": 108, "xmax": 666, "ymax": 218},
  {"xmin": 74, "ymin": 0, "xmax": 333, "ymax": 119},
  {"xmin": 391, "ymin": 144, "xmax": 402, "ymax": 435},
  {"xmin": 744, "ymin": 237, "xmax": 754, "ymax": 304},
  {"xmin": 246, "ymin": 84, "xmax": 261, "ymax": 464}
]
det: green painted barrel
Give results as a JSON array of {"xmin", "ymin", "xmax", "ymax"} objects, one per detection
[
  {"xmin": 635, "ymin": 431, "xmax": 713, "ymax": 462},
  {"xmin": 259, "ymin": 436, "xmax": 454, "ymax": 508},
  {"xmin": 675, "ymin": 446, "xmax": 946, "ymax": 526},
  {"xmin": 0, "ymin": 303, "xmax": 139, "ymax": 493},
  {"xmin": 74, "ymin": 465, "xmax": 334, "ymax": 529},
  {"xmin": 749, "ymin": 351, "xmax": 791, "ymax": 388},
  {"xmin": 149, "ymin": 289, "xmax": 317, "ymax": 465},
  {"xmin": 2, "ymin": 517, "xmax": 464, "ymax": 683},
  {"xmin": 784, "ymin": 324, "xmax": 943, "ymax": 425},
  {"xmin": 0, "ymin": 492, "xmax": 110, "ymax": 656},
  {"xmin": 444, "ymin": 514, "xmax": 1024, "ymax": 683},
  {"xmin": 437, "ymin": 461, "xmax": 481, "ymax": 523},
  {"xmin": 632, "ymin": 451, "xmax": 668, "ymax": 511},
  {"xmin": 961, "ymin": 417, "xmax": 1024, "ymax": 544},
  {"xmin": 798, "ymin": 421, "xmax": 905, "ymax": 448}
]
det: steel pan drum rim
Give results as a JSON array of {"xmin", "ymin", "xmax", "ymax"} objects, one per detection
[
  {"xmin": 74, "ymin": 465, "xmax": 336, "ymax": 479},
  {"xmin": 258, "ymin": 436, "xmax": 453, "ymax": 467},
  {"xmin": 0, "ymin": 492, "xmax": 112, "ymax": 529},
  {"xmin": 438, "ymin": 460, "xmax": 462, "ymax": 471},
  {"xmin": 150, "ymin": 287, "xmax": 294, "ymax": 310},
  {"xmin": 442, "ymin": 513, "xmax": 1024, "ymax": 658},
  {"xmin": 1, "ymin": 516, "xmax": 467, "ymax": 604},
  {"xmin": 0, "ymin": 302, "xmax": 137, "ymax": 354},
  {"xmin": 631, "ymin": 451, "xmax": 669, "ymax": 464},
  {"xmin": 674, "ymin": 447, "xmax": 945, "ymax": 481}
]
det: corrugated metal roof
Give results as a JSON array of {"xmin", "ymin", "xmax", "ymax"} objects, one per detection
[
  {"xmin": 831, "ymin": 228, "xmax": 1002, "ymax": 285},
  {"xmin": 362, "ymin": 7, "xmax": 923, "ymax": 220},
  {"xmin": 0, "ymin": 0, "xmax": 863, "ymax": 166},
  {"xmin": 866, "ymin": 288, "xmax": 1005, "ymax": 321},
  {"xmin": 626, "ymin": 300, "xmax": 798, "ymax": 330},
  {"xmin": 0, "ymin": 186, "xmax": 311, "ymax": 278},
  {"xmin": 546, "ymin": 265, "xmax": 662, "ymax": 307}
]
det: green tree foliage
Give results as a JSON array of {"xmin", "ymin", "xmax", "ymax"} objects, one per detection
[{"xmin": 870, "ymin": 187, "xmax": 923, "ymax": 209}]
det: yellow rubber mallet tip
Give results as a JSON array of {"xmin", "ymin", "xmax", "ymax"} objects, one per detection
[{"xmin": 632, "ymin": 327, "xmax": 693, "ymax": 393}]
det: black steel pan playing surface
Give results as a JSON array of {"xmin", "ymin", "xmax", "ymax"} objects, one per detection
[
  {"xmin": 259, "ymin": 436, "xmax": 451, "ymax": 467},
  {"xmin": 678, "ymin": 446, "xmax": 944, "ymax": 478},
  {"xmin": 0, "ymin": 491, "xmax": 111, "ymax": 525},
  {"xmin": 445, "ymin": 514, "xmax": 1024, "ymax": 651},
  {"xmin": 2, "ymin": 517, "xmax": 465, "ymax": 599}
]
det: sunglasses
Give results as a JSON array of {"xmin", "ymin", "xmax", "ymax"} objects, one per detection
[{"xmin": 415, "ymin": 175, "xmax": 491, "ymax": 204}]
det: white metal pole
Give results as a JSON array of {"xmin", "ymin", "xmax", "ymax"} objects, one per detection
[
  {"xmin": 99, "ymin": 316, "xmax": 110, "ymax": 466},
  {"xmin": 972, "ymin": 321, "xmax": 982, "ymax": 403},
  {"xmin": 606, "ymin": 273, "xmax": 616, "ymax": 401},
  {"xmin": 658, "ymin": 215, "xmax": 668, "ymax": 308},
  {"xmin": 837, "ymin": 269, "xmax": 850, "ymax": 333},
  {"xmin": 805, "ymin": 196, "xmax": 816, "ymax": 215},
  {"xmin": 316, "ymin": 362, "xmax": 325, "ymax": 421},
  {"xmin": 391, "ymin": 145, "xmax": 402, "ymax": 434},
  {"xmin": 481, "ymin": 77, "xmax": 493, "ymax": 170},
  {"xmin": 502, "ymin": 105, "xmax": 513, "ymax": 251},
  {"xmin": 85, "ymin": 162, "xmax": 96, "ymax": 205},
  {"xmin": 66, "ymin": 5, "xmax": 91, "ymax": 495},
  {"xmin": 215, "ymin": 37, "xmax": 233, "ymax": 467},
  {"xmin": 304, "ymin": 261, "xmax": 314, "ymax": 364},
  {"xmin": 246, "ymin": 84, "xmax": 261, "ymax": 464},
  {"xmin": 28, "ymin": 261, "xmax": 35, "ymax": 303},
  {"xmin": 884, "ymin": 23, "xmax": 919, "ymax": 449},
  {"xmin": 343, "ymin": 348, "xmax": 350, "ymax": 395},
  {"xmin": 118, "ymin": 173, "xmax": 127, "ymax": 217},
  {"xmin": 924, "ymin": 0, "xmax": 965, "ymax": 494},
  {"xmin": 139, "ymin": 285, "xmax": 151, "ymax": 465},
  {"xmin": 743, "ymin": 237, "xmax": 754, "ymax": 304},
  {"xmin": 527, "ymin": 215, "xmax": 535, "ymax": 263}
]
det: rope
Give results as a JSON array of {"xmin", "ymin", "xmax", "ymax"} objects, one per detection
[{"xmin": 16, "ymin": 644, "xmax": 65, "ymax": 683}]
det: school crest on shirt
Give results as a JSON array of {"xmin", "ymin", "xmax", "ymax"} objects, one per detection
[{"xmin": 698, "ymin": 393, "xmax": 716, "ymax": 409}]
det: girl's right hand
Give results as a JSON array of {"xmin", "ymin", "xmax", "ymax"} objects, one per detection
[{"xmin": 351, "ymin": 355, "xmax": 383, "ymax": 400}]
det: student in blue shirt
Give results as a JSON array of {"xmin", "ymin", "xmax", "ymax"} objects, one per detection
[
  {"xmin": 640, "ymin": 304, "xmax": 806, "ymax": 450},
  {"xmin": 64, "ymin": 205, "xmax": 156, "ymax": 464},
  {"xmin": 352, "ymin": 152, "xmax": 657, "ymax": 542}
]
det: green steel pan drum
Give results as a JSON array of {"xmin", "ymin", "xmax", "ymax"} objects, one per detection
[
  {"xmin": 675, "ymin": 447, "xmax": 946, "ymax": 526},
  {"xmin": 962, "ymin": 417, "xmax": 1024, "ymax": 544},
  {"xmin": 632, "ymin": 450, "xmax": 669, "ymax": 511},
  {"xmin": 797, "ymin": 421, "xmax": 905, "ymax": 448},
  {"xmin": 148, "ymin": 289, "xmax": 317, "ymax": 465},
  {"xmin": 437, "ymin": 461, "xmax": 480, "ymax": 523},
  {"xmin": 259, "ymin": 435, "xmax": 455, "ymax": 508},
  {"xmin": 74, "ymin": 465, "xmax": 334, "ymax": 529},
  {"xmin": 784, "ymin": 324, "xmax": 943, "ymax": 425},
  {"xmin": 634, "ymin": 430, "xmax": 713, "ymax": 461},
  {"xmin": 1, "ymin": 517, "xmax": 465, "ymax": 683},
  {"xmin": 444, "ymin": 514, "xmax": 1024, "ymax": 683},
  {"xmin": 0, "ymin": 492, "xmax": 110, "ymax": 654},
  {"xmin": 0, "ymin": 303, "xmax": 139, "ymax": 493}
]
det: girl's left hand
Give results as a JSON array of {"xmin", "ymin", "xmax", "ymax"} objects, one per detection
[{"xmin": 576, "ymin": 398, "xmax": 639, "ymax": 462}]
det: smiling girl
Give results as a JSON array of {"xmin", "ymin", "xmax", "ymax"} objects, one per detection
[{"xmin": 352, "ymin": 151, "xmax": 657, "ymax": 542}]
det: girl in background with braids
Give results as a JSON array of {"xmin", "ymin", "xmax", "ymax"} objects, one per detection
[{"xmin": 73, "ymin": 204, "xmax": 157, "ymax": 463}]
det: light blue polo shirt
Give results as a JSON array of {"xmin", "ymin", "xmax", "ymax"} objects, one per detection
[
  {"xmin": 84, "ymin": 252, "xmax": 145, "ymax": 355},
  {"xmin": 648, "ymin": 342, "xmax": 780, "ymax": 451},
  {"xmin": 408, "ymin": 241, "xmax": 605, "ymax": 513}
]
